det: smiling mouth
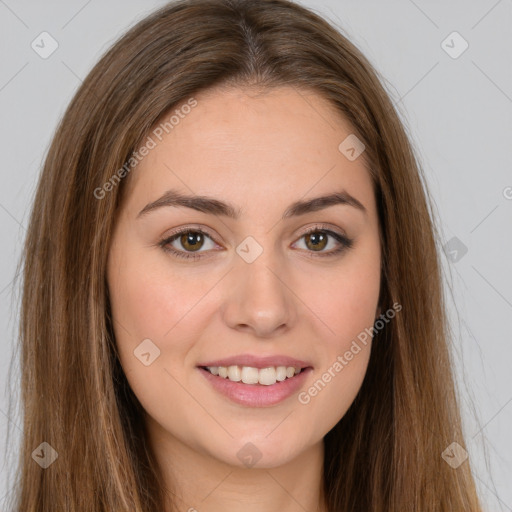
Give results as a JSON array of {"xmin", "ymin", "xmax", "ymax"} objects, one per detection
[{"xmin": 199, "ymin": 365, "xmax": 309, "ymax": 386}]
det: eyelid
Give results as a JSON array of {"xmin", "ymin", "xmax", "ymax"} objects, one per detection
[
  {"xmin": 299, "ymin": 223, "xmax": 348, "ymax": 238},
  {"xmin": 162, "ymin": 224, "xmax": 219, "ymax": 246},
  {"xmin": 163, "ymin": 222, "xmax": 347, "ymax": 242}
]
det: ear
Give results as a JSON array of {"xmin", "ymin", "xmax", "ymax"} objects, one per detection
[{"xmin": 375, "ymin": 305, "xmax": 382, "ymax": 320}]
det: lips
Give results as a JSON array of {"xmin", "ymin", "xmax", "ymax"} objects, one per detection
[
  {"xmin": 196, "ymin": 353, "xmax": 314, "ymax": 406},
  {"xmin": 198, "ymin": 365, "xmax": 313, "ymax": 407},
  {"xmin": 197, "ymin": 354, "xmax": 312, "ymax": 370}
]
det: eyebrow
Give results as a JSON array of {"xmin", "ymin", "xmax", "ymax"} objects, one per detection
[{"xmin": 137, "ymin": 188, "xmax": 367, "ymax": 220}]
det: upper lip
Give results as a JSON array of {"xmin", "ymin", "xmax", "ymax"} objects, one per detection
[{"xmin": 198, "ymin": 354, "xmax": 312, "ymax": 369}]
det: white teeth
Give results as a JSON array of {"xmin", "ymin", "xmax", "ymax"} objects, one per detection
[
  {"xmin": 205, "ymin": 365, "xmax": 304, "ymax": 385},
  {"xmin": 227, "ymin": 365, "xmax": 242, "ymax": 381},
  {"xmin": 276, "ymin": 366, "xmax": 287, "ymax": 381},
  {"xmin": 241, "ymin": 366, "xmax": 259, "ymax": 384},
  {"xmin": 258, "ymin": 367, "xmax": 277, "ymax": 386}
]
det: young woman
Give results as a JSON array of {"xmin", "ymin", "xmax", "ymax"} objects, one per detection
[{"xmin": 8, "ymin": 0, "xmax": 483, "ymax": 510}]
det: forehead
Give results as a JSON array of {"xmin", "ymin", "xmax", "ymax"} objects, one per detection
[{"xmin": 122, "ymin": 86, "xmax": 375, "ymax": 218}]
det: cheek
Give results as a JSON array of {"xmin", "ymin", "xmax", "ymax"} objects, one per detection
[
  {"xmin": 295, "ymin": 242, "xmax": 380, "ymax": 425},
  {"xmin": 108, "ymin": 243, "xmax": 211, "ymax": 341},
  {"xmin": 308, "ymin": 241, "xmax": 381, "ymax": 349},
  {"xmin": 296, "ymin": 278, "xmax": 376, "ymax": 436},
  {"xmin": 298, "ymin": 341, "xmax": 371, "ymax": 439},
  {"xmin": 107, "ymin": 254, "xmax": 216, "ymax": 445},
  {"xmin": 106, "ymin": 246, "xmax": 203, "ymax": 393}
]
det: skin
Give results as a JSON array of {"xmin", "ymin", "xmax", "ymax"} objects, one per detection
[{"xmin": 106, "ymin": 85, "xmax": 381, "ymax": 512}]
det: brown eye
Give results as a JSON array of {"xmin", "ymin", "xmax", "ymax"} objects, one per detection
[
  {"xmin": 159, "ymin": 228, "xmax": 218, "ymax": 260},
  {"xmin": 179, "ymin": 231, "xmax": 205, "ymax": 252},
  {"xmin": 293, "ymin": 227, "xmax": 354, "ymax": 258},
  {"xmin": 304, "ymin": 231, "xmax": 328, "ymax": 251}
]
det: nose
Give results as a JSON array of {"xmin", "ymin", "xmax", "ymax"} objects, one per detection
[{"xmin": 221, "ymin": 254, "xmax": 297, "ymax": 338}]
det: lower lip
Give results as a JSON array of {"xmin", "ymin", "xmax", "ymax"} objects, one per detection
[{"xmin": 197, "ymin": 367, "xmax": 313, "ymax": 407}]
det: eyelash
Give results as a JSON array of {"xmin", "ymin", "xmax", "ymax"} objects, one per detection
[{"xmin": 158, "ymin": 224, "xmax": 354, "ymax": 261}]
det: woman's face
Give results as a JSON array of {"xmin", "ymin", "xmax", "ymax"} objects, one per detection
[{"xmin": 107, "ymin": 86, "xmax": 381, "ymax": 469}]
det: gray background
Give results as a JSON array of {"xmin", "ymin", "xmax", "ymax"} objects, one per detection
[{"xmin": 1, "ymin": 0, "xmax": 511, "ymax": 509}]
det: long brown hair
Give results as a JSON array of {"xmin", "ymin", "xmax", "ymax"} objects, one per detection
[{"xmin": 7, "ymin": 0, "xmax": 483, "ymax": 510}]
